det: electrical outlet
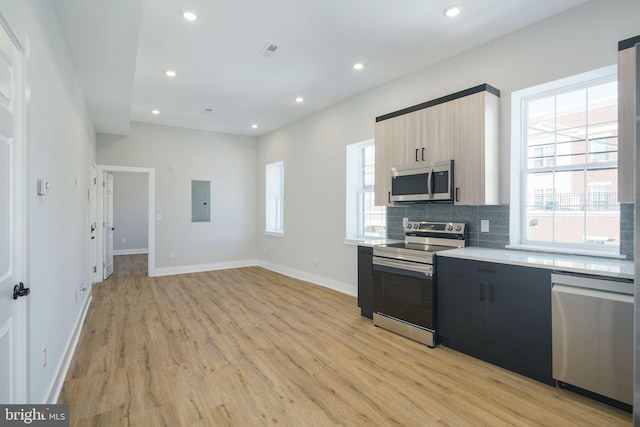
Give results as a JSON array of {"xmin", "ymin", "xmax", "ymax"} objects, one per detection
[
  {"xmin": 313, "ymin": 256, "xmax": 318, "ymax": 266},
  {"xmin": 121, "ymin": 237, "xmax": 126, "ymax": 243},
  {"xmin": 402, "ymin": 217, "xmax": 409, "ymax": 228},
  {"xmin": 170, "ymin": 251, "xmax": 176, "ymax": 259},
  {"xmin": 42, "ymin": 347, "xmax": 47, "ymax": 367},
  {"xmin": 481, "ymin": 220, "xmax": 490, "ymax": 233}
]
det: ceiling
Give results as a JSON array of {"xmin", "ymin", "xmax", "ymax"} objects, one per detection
[{"xmin": 53, "ymin": 0, "xmax": 590, "ymax": 137}]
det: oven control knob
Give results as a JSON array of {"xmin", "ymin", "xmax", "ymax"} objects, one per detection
[
  {"xmin": 455, "ymin": 225, "xmax": 462, "ymax": 231},
  {"xmin": 413, "ymin": 224, "xmax": 419, "ymax": 229},
  {"xmin": 447, "ymin": 225, "xmax": 453, "ymax": 231}
]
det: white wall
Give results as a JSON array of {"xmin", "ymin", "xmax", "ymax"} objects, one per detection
[
  {"xmin": 257, "ymin": 0, "xmax": 640, "ymax": 294},
  {"xmin": 0, "ymin": 0, "xmax": 97, "ymax": 403},
  {"xmin": 113, "ymin": 172, "xmax": 148, "ymax": 254},
  {"xmin": 96, "ymin": 122, "xmax": 259, "ymax": 274}
]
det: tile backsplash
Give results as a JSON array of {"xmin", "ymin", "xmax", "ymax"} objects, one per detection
[{"xmin": 387, "ymin": 203, "xmax": 634, "ymax": 260}]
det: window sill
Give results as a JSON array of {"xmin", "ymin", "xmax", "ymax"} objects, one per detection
[
  {"xmin": 506, "ymin": 244, "xmax": 625, "ymax": 260},
  {"xmin": 264, "ymin": 231, "xmax": 284, "ymax": 238}
]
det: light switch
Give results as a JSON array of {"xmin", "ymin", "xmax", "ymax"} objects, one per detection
[
  {"xmin": 37, "ymin": 178, "xmax": 50, "ymax": 196},
  {"xmin": 156, "ymin": 214, "xmax": 162, "ymax": 221}
]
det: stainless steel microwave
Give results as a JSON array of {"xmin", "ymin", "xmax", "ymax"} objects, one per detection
[{"xmin": 390, "ymin": 160, "xmax": 454, "ymax": 203}]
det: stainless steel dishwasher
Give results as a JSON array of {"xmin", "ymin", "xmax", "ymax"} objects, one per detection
[{"xmin": 551, "ymin": 272, "xmax": 633, "ymax": 407}]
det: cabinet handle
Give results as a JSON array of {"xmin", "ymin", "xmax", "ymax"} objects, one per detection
[
  {"xmin": 455, "ymin": 187, "xmax": 460, "ymax": 202},
  {"xmin": 480, "ymin": 283, "xmax": 485, "ymax": 301},
  {"xmin": 415, "ymin": 148, "xmax": 419, "ymax": 162},
  {"xmin": 388, "ymin": 191, "xmax": 391, "ymax": 204},
  {"xmin": 422, "ymin": 147, "xmax": 425, "ymax": 161},
  {"xmin": 489, "ymin": 284, "xmax": 494, "ymax": 303}
]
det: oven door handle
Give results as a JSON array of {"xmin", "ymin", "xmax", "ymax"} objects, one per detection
[{"xmin": 373, "ymin": 257, "xmax": 432, "ymax": 277}]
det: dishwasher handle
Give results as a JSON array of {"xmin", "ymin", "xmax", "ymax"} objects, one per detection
[
  {"xmin": 551, "ymin": 273, "xmax": 633, "ymax": 296},
  {"xmin": 552, "ymin": 284, "xmax": 634, "ymax": 305}
]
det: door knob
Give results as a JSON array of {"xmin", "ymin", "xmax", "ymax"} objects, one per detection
[{"xmin": 13, "ymin": 282, "xmax": 30, "ymax": 299}]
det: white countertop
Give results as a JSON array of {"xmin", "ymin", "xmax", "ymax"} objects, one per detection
[
  {"xmin": 346, "ymin": 238, "xmax": 403, "ymax": 247},
  {"xmin": 437, "ymin": 247, "xmax": 634, "ymax": 280}
]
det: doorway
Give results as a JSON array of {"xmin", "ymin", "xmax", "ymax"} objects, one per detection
[{"xmin": 95, "ymin": 165, "xmax": 156, "ymax": 280}]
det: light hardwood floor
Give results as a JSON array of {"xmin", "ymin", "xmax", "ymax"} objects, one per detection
[{"xmin": 59, "ymin": 258, "xmax": 631, "ymax": 426}]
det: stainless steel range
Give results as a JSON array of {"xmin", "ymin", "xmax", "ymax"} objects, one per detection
[{"xmin": 373, "ymin": 221, "xmax": 466, "ymax": 347}]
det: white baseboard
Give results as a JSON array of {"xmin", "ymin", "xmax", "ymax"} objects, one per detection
[
  {"xmin": 45, "ymin": 291, "xmax": 92, "ymax": 404},
  {"xmin": 153, "ymin": 259, "xmax": 259, "ymax": 277},
  {"xmin": 113, "ymin": 248, "xmax": 148, "ymax": 256},
  {"xmin": 258, "ymin": 261, "xmax": 357, "ymax": 297},
  {"xmin": 152, "ymin": 259, "xmax": 356, "ymax": 297}
]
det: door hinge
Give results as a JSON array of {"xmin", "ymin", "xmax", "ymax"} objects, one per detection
[
  {"xmin": 93, "ymin": 266, "xmax": 97, "ymax": 273},
  {"xmin": 94, "ymin": 177, "xmax": 97, "ymax": 185},
  {"xmin": 102, "ymin": 181, "xmax": 106, "ymax": 187}
]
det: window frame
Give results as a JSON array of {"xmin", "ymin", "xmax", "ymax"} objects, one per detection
[
  {"xmin": 346, "ymin": 140, "xmax": 386, "ymax": 241},
  {"xmin": 265, "ymin": 160, "xmax": 284, "ymax": 236},
  {"xmin": 509, "ymin": 65, "xmax": 620, "ymax": 257}
]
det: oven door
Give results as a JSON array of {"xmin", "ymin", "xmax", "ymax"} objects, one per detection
[{"xmin": 373, "ymin": 256, "xmax": 435, "ymax": 333}]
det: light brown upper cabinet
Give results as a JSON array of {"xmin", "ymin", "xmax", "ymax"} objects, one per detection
[
  {"xmin": 617, "ymin": 35, "xmax": 640, "ymax": 203},
  {"xmin": 374, "ymin": 85, "xmax": 500, "ymax": 206}
]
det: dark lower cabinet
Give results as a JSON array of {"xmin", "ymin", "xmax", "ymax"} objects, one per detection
[
  {"xmin": 357, "ymin": 246, "xmax": 373, "ymax": 319},
  {"xmin": 437, "ymin": 256, "xmax": 553, "ymax": 385}
]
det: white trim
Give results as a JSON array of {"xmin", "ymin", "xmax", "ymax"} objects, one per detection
[
  {"xmin": 264, "ymin": 231, "xmax": 284, "ymax": 237},
  {"xmin": 510, "ymin": 65, "xmax": 620, "ymax": 252},
  {"xmin": 258, "ymin": 261, "xmax": 357, "ymax": 297},
  {"xmin": 113, "ymin": 248, "xmax": 148, "ymax": 256},
  {"xmin": 153, "ymin": 259, "xmax": 259, "ymax": 277},
  {"xmin": 44, "ymin": 293, "xmax": 92, "ymax": 404}
]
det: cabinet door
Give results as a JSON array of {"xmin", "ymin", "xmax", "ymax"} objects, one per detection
[
  {"xmin": 357, "ymin": 246, "xmax": 374, "ymax": 319},
  {"xmin": 392, "ymin": 111, "xmax": 421, "ymax": 169},
  {"xmin": 486, "ymin": 267, "xmax": 552, "ymax": 383},
  {"xmin": 374, "ymin": 119, "xmax": 395, "ymax": 206},
  {"xmin": 421, "ymin": 102, "xmax": 453, "ymax": 163},
  {"xmin": 437, "ymin": 271, "xmax": 487, "ymax": 351},
  {"xmin": 618, "ymin": 45, "xmax": 635, "ymax": 203},
  {"xmin": 451, "ymin": 92, "xmax": 499, "ymax": 205}
]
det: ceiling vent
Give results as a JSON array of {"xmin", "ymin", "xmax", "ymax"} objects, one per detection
[{"xmin": 259, "ymin": 43, "xmax": 278, "ymax": 58}]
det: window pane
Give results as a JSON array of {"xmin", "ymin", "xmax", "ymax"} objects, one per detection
[
  {"xmin": 266, "ymin": 161, "xmax": 284, "ymax": 233},
  {"xmin": 522, "ymin": 73, "xmax": 618, "ymax": 253}
]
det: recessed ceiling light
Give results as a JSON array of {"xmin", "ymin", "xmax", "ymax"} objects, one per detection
[
  {"xmin": 151, "ymin": 109, "xmax": 160, "ymax": 115},
  {"xmin": 444, "ymin": 5, "xmax": 461, "ymax": 18},
  {"xmin": 295, "ymin": 97, "xmax": 304, "ymax": 103},
  {"xmin": 251, "ymin": 124, "xmax": 258, "ymax": 129},
  {"xmin": 181, "ymin": 10, "xmax": 197, "ymax": 21},
  {"xmin": 165, "ymin": 70, "xmax": 176, "ymax": 77},
  {"xmin": 353, "ymin": 63, "xmax": 364, "ymax": 70}
]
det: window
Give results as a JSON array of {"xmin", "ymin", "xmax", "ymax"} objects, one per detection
[
  {"xmin": 265, "ymin": 161, "xmax": 284, "ymax": 234},
  {"xmin": 512, "ymin": 67, "xmax": 619, "ymax": 255},
  {"xmin": 346, "ymin": 140, "xmax": 386, "ymax": 239}
]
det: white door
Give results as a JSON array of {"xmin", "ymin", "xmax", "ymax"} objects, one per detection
[
  {"xmin": 89, "ymin": 166, "xmax": 97, "ymax": 284},
  {"xmin": 0, "ymin": 14, "xmax": 28, "ymax": 403},
  {"xmin": 103, "ymin": 172, "xmax": 114, "ymax": 279}
]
